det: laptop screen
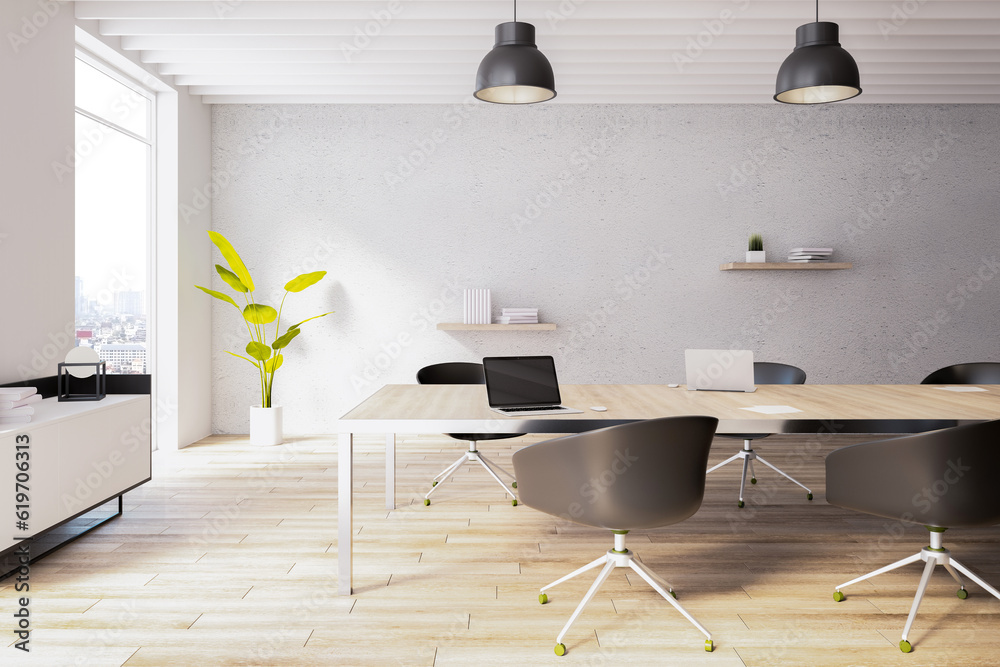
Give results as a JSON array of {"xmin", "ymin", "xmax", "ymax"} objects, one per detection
[{"xmin": 483, "ymin": 356, "xmax": 563, "ymax": 408}]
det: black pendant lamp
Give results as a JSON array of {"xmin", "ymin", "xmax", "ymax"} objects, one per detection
[
  {"xmin": 774, "ymin": 0, "xmax": 861, "ymax": 104},
  {"xmin": 474, "ymin": 0, "xmax": 556, "ymax": 104}
]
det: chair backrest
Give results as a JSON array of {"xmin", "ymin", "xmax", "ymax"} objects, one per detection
[
  {"xmin": 417, "ymin": 362, "xmax": 485, "ymax": 385},
  {"xmin": 512, "ymin": 416, "xmax": 719, "ymax": 531},
  {"xmin": 921, "ymin": 363, "xmax": 1000, "ymax": 385},
  {"xmin": 754, "ymin": 362, "xmax": 806, "ymax": 385},
  {"xmin": 826, "ymin": 420, "xmax": 1000, "ymax": 529}
]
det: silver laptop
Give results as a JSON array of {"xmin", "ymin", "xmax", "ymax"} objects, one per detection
[
  {"xmin": 684, "ymin": 349, "xmax": 757, "ymax": 392},
  {"xmin": 483, "ymin": 356, "xmax": 583, "ymax": 416}
]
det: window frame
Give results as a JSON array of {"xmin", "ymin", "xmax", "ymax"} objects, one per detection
[{"xmin": 74, "ymin": 45, "xmax": 159, "ymax": 446}]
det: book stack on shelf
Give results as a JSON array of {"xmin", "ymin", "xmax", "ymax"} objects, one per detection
[
  {"xmin": 788, "ymin": 247, "xmax": 834, "ymax": 263},
  {"xmin": 0, "ymin": 387, "xmax": 41, "ymax": 426},
  {"xmin": 497, "ymin": 308, "xmax": 538, "ymax": 325}
]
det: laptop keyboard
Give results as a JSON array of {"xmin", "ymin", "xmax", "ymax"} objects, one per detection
[{"xmin": 501, "ymin": 406, "xmax": 564, "ymax": 412}]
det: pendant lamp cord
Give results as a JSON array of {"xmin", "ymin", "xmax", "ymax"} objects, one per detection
[
  {"xmin": 514, "ymin": 0, "xmax": 517, "ymax": 22},
  {"xmin": 815, "ymin": 0, "xmax": 819, "ymax": 23}
]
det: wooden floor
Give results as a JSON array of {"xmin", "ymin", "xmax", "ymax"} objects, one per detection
[{"xmin": 4, "ymin": 432, "xmax": 999, "ymax": 666}]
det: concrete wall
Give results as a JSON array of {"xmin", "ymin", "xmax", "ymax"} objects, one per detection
[{"xmin": 210, "ymin": 103, "xmax": 1000, "ymax": 434}]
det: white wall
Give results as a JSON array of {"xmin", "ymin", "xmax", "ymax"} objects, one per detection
[
  {"xmin": 210, "ymin": 103, "xmax": 1000, "ymax": 435},
  {"xmin": 0, "ymin": 9, "xmax": 212, "ymax": 449},
  {"xmin": 0, "ymin": 1, "xmax": 76, "ymax": 382},
  {"xmin": 174, "ymin": 87, "xmax": 213, "ymax": 448}
]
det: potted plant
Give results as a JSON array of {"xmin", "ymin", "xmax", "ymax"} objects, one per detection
[
  {"xmin": 195, "ymin": 231, "xmax": 333, "ymax": 446},
  {"xmin": 746, "ymin": 233, "xmax": 766, "ymax": 263}
]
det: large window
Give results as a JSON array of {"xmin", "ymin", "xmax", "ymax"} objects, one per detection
[{"xmin": 74, "ymin": 54, "xmax": 154, "ymax": 375}]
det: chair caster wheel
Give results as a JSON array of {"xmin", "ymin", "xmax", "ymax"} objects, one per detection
[
  {"xmin": 512, "ymin": 482, "xmax": 517, "ymax": 489},
  {"xmin": 807, "ymin": 493, "xmax": 813, "ymax": 501},
  {"xmin": 423, "ymin": 499, "xmax": 430, "ymax": 506},
  {"xmin": 705, "ymin": 639, "xmax": 714, "ymax": 652},
  {"xmin": 737, "ymin": 501, "xmax": 745, "ymax": 508},
  {"xmin": 669, "ymin": 590, "xmax": 677, "ymax": 599},
  {"xmin": 512, "ymin": 499, "xmax": 518, "ymax": 506},
  {"xmin": 957, "ymin": 588, "xmax": 969, "ymax": 599},
  {"xmin": 554, "ymin": 643, "xmax": 566, "ymax": 656},
  {"xmin": 899, "ymin": 640, "xmax": 912, "ymax": 653},
  {"xmin": 833, "ymin": 591, "xmax": 845, "ymax": 602},
  {"xmin": 539, "ymin": 593, "xmax": 548, "ymax": 604},
  {"xmin": 750, "ymin": 477, "xmax": 757, "ymax": 485}
]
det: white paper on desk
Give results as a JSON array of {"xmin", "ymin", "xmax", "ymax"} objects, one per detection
[
  {"xmin": 741, "ymin": 405, "xmax": 804, "ymax": 414},
  {"xmin": 936, "ymin": 386, "xmax": 988, "ymax": 392}
]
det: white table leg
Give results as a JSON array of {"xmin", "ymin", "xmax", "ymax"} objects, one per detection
[
  {"xmin": 338, "ymin": 432, "xmax": 353, "ymax": 595},
  {"xmin": 386, "ymin": 433, "xmax": 395, "ymax": 510}
]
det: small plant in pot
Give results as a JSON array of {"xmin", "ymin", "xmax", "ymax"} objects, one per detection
[
  {"xmin": 195, "ymin": 231, "xmax": 333, "ymax": 446},
  {"xmin": 746, "ymin": 234, "xmax": 766, "ymax": 263}
]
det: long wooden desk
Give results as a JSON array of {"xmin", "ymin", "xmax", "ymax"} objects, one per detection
[{"xmin": 337, "ymin": 384, "xmax": 1000, "ymax": 594}]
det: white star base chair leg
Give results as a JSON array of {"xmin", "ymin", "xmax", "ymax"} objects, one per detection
[
  {"xmin": 424, "ymin": 440, "xmax": 518, "ymax": 506},
  {"xmin": 538, "ymin": 532, "xmax": 713, "ymax": 656},
  {"xmin": 708, "ymin": 439, "xmax": 812, "ymax": 508},
  {"xmin": 833, "ymin": 528, "xmax": 1000, "ymax": 653}
]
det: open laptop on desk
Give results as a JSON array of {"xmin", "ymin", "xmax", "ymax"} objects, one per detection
[
  {"xmin": 483, "ymin": 356, "xmax": 584, "ymax": 416},
  {"xmin": 685, "ymin": 349, "xmax": 757, "ymax": 392}
]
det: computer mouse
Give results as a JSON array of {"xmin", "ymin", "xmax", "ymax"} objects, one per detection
[
  {"xmin": 590, "ymin": 406, "xmax": 607, "ymax": 412},
  {"xmin": 668, "ymin": 384, "xmax": 679, "ymax": 388}
]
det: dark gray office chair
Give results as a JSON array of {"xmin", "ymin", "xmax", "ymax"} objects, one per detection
[
  {"xmin": 826, "ymin": 420, "xmax": 1000, "ymax": 653},
  {"xmin": 512, "ymin": 416, "xmax": 719, "ymax": 656},
  {"xmin": 921, "ymin": 362, "xmax": 1000, "ymax": 384},
  {"xmin": 417, "ymin": 362, "xmax": 523, "ymax": 506},
  {"xmin": 708, "ymin": 362, "xmax": 812, "ymax": 507}
]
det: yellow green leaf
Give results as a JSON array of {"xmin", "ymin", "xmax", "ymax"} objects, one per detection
[
  {"xmin": 195, "ymin": 285, "xmax": 239, "ymax": 309},
  {"xmin": 285, "ymin": 271, "xmax": 326, "ymax": 293},
  {"xmin": 246, "ymin": 341, "xmax": 272, "ymax": 361},
  {"xmin": 208, "ymin": 231, "xmax": 255, "ymax": 292},
  {"xmin": 243, "ymin": 304, "xmax": 278, "ymax": 324},
  {"xmin": 288, "ymin": 311, "xmax": 334, "ymax": 330},
  {"xmin": 264, "ymin": 355, "xmax": 283, "ymax": 373},
  {"xmin": 216, "ymin": 264, "xmax": 248, "ymax": 293}
]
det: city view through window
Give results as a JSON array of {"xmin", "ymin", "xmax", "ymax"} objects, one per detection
[{"xmin": 74, "ymin": 56, "xmax": 153, "ymax": 374}]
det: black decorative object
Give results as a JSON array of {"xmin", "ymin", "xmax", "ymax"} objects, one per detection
[
  {"xmin": 57, "ymin": 361, "xmax": 107, "ymax": 401},
  {"xmin": 474, "ymin": 0, "xmax": 555, "ymax": 104},
  {"xmin": 774, "ymin": 0, "xmax": 861, "ymax": 104}
]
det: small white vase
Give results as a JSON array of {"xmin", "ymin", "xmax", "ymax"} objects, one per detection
[
  {"xmin": 250, "ymin": 406, "xmax": 283, "ymax": 446},
  {"xmin": 745, "ymin": 250, "xmax": 766, "ymax": 263}
]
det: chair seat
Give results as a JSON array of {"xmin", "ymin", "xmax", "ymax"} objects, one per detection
[{"xmin": 447, "ymin": 432, "xmax": 525, "ymax": 442}]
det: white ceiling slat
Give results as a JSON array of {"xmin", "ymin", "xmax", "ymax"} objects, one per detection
[
  {"xmin": 175, "ymin": 73, "xmax": 1000, "ymax": 87},
  {"xmin": 75, "ymin": 1, "xmax": 1000, "ymax": 21},
  {"xmin": 119, "ymin": 35, "xmax": 1000, "ymax": 52},
  {"xmin": 141, "ymin": 48, "xmax": 1000, "ymax": 66},
  {"xmin": 99, "ymin": 18, "xmax": 1000, "ymax": 38},
  {"xmin": 76, "ymin": 0, "xmax": 1000, "ymax": 103},
  {"xmin": 188, "ymin": 82, "xmax": 1000, "ymax": 96},
  {"xmin": 199, "ymin": 93, "xmax": 1000, "ymax": 105},
  {"xmin": 157, "ymin": 61, "xmax": 1000, "ymax": 76}
]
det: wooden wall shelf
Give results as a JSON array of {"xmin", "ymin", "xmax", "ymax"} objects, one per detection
[
  {"xmin": 437, "ymin": 323, "xmax": 557, "ymax": 331},
  {"xmin": 720, "ymin": 262, "xmax": 853, "ymax": 271}
]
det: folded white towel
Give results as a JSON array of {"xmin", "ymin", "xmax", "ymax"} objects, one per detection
[
  {"xmin": 0, "ymin": 394, "xmax": 42, "ymax": 410},
  {"xmin": 0, "ymin": 405, "xmax": 34, "ymax": 416},
  {"xmin": 0, "ymin": 387, "xmax": 38, "ymax": 401}
]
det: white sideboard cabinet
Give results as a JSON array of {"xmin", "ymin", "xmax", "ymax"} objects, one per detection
[{"xmin": 0, "ymin": 395, "xmax": 151, "ymax": 557}]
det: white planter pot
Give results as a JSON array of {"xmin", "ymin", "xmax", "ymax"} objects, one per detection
[
  {"xmin": 745, "ymin": 250, "xmax": 766, "ymax": 263},
  {"xmin": 250, "ymin": 406, "xmax": 283, "ymax": 446}
]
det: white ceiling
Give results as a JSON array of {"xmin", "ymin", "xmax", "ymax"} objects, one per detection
[{"xmin": 75, "ymin": 1, "xmax": 1000, "ymax": 104}]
